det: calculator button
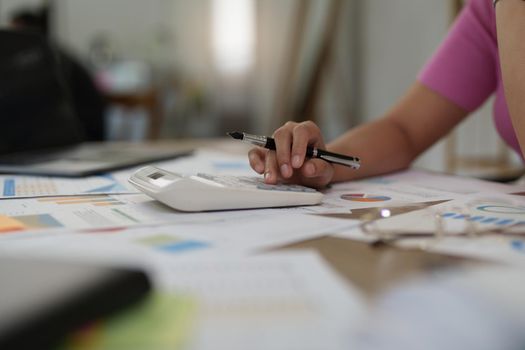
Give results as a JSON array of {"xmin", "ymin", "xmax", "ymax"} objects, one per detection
[
  {"xmin": 300, "ymin": 187, "xmax": 317, "ymax": 193},
  {"xmin": 196, "ymin": 173, "xmax": 318, "ymax": 193},
  {"xmin": 256, "ymin": 184, "xmax": 281, "ymax": 191}
]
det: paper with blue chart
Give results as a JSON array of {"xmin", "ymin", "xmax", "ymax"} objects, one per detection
[
  {"xmin": 318, "ymin": 170, "xmax": 523, "ymax": 242},
  {"xmin": 0, "ymin": 194, "xmax": 163, "ymax": 233},
  {"xmin": 369, "ymin": 193, "xmax": 525, "ymax": 235},
  {"xmin": 0, "ymin": 173, "xmax": 135, "ymax": 198},
  {"xmin": 385, "ymin": 192, "xmax": 525, "ymax": 264}
]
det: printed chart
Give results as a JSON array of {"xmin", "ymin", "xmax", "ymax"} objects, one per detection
[
  {"xmin": 476, "ymin": 205, "xmax": 525, "ymax": 215},
  {"xmin": 137, "ymin": 234, "xmax": 210, "ymax": 254},
  {"xmin": 441, "ymin": 212, "xmax": 525, "ymax": 227},
  {"xmin": 370, "ymin": 194, "xmax": 525, "ymax": 237},
  {"xmin": 1, "ymin": 174, "xmax": 133, "ymax": 198},
  {"xmin": 0, "ymin": 195, "xmax": 155, "ymax": 233},
  {"xmin": 441, "ymin": 204, "xmax": 525, "ymax": 227},
  {"xmin": 37, "ymin": 196, "xmax": 126, "ymax": 206}
]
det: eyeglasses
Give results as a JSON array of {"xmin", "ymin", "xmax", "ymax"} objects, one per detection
[{"xmin": 360, "ymin": 196, "xmax": 525, "ymax": 247}]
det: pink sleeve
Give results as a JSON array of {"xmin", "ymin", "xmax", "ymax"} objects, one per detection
[{"xmin": 418, "ymin": 0, "xmax": 498, "ymax": 112}]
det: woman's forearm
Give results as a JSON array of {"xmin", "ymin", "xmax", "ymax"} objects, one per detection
[
  {"xmin": 327, "ymin": 83, "xmax": 467, "ymax": 183},
  {"xmin": 496, "ymin": 0, "xmax": 525, "ymax": 157},
  {"xmin": 327, "ymin": 118, "xmax": 416, "ymax": 182}
]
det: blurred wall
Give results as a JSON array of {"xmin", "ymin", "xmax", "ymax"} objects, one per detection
[
  {"xmin": 358, "ymin": 0, "xmax": 451, "ymax": 171},
  {"xmin": 54, "ymin": 0, "xmax": 186, "ymax": 70}
]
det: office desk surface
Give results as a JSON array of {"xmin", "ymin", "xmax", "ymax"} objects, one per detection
[
  {"xmin": 282, "ymin": 237, "xmax": 481, "ymax": 297},
  {"xmin": 148, "ymin": 138, "xmax": 484, "ymax": 297}
]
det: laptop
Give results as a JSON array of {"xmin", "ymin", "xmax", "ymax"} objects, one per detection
[{"xmin": 0, "ymin": 30, "xmax": 191, "ymax": 177}]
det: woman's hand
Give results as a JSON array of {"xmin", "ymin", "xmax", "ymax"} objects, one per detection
[{"xmin": 248, "ymin": 121, "xmax": 334, "ymax": 189}]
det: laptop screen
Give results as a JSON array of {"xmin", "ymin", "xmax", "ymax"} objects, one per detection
[{"xmin": 0, "ymin": 30, "xmax": 84, "ymax": 155}]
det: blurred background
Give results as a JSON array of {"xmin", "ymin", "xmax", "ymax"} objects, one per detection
[{"xmin": 0, "ymin": 0, "xmax": 522, "ymax": 178}]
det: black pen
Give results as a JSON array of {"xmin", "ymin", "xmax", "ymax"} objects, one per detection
[{"xmin": 227, "ymin": 131, "xmax": 360, "ymax": 169}]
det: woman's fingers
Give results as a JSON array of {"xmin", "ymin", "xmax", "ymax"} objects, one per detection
[
  {"xmin": 273, "ymin": 123, "xmax": 295, "ymax": 178},
  {"xmin": 249, "ymin": 120, "xmax": 333, "ymax": 187},
  {"xmin": 291, "ymin": 121, "xmax": 323, "ymax": 169},
  {"xmin": 299, "ymin": 159, "xmax": 334, "ymax": 188},
  {"xmin": 248, "ymin": 147, "xmax": 281, "ymax": 184},
  {"xmin": 248, "ymin": 148, "xmax": 266, "ymax": 174},
  {"xmin": 264, "ymin": 149, "xmax": 280, "ymax": 184}
]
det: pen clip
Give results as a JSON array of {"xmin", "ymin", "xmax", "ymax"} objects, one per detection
[
  {"xmin": 242, "ymin": 133, "xmax": 267, "ymax": 148},
  {"xmin": 317, "ymin": 150, "xmax": 360, "ymax": 169}
]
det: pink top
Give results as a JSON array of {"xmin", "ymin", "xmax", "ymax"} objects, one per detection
[{"xmin": 418, "ymin": 0, "xmax": 522, "ymax": 158}]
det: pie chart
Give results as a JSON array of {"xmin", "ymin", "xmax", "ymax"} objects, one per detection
[{"xmin": 340, "ymin": 193, "xmax": 391, "ymax": 202}]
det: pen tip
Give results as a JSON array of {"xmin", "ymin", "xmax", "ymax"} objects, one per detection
[{"xmin": 227, "ymin": 131, "xmax": 243, "ymax": 140}]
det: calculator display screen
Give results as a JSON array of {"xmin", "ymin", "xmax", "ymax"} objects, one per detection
[
  {"xmin": 149, "ymin": 172, "xmax": 165, "ymax": 180},
  {"xmin": 147, "ymin": 172, "xmax": 172, "ymax": 188}
]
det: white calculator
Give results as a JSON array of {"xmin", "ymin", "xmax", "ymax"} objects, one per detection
[{"xmin": 129, "ymin": 166, "xmax": 324, "ymax": 212}]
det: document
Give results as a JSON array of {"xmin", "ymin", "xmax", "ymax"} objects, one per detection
[
  {"xmin": 0, "ymin": 194, "xmax": 159, "ymax": 233},
  {"xmin": 63, "ymin": 252, "xmax": 365, "ymax": 350},
  {"xmin": 0, "ymin": 209, "xmax": 351, "ymax": 259},
  {"xmin": 321, "ymin": 170, "xmax": 524, "ymax": 240},
  {"xmin": 0, "ymin": 174, "xmax": 135, "ymax": 199},
  {"xmin": 352, "ymin": 169, "xmax": 523, "ymax": 195},
  {"xmin": 370, "ymin": 192, "xmax": 525, "ymax": 236},
  {"xmin": 330, "ymin": 191, "xmax": 525, "ymax": 257},
  {"xmin": 281, "ymin": 169, "xmax": 519, "ymax": 217},
  {"xmin": 383, "ymin": 193, "xmax": 525, "ymax": 264}
]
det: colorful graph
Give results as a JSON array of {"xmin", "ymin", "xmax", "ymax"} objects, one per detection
[
  {"xmin": 2, "ymin": 175, "xmax": 128, "ymax": 197},
  {"xmin": 441, "ymin": 212, "xmax": 525, "ymax": 227},
  {"xmin": 0, "ymin": 213, "xmax": 64, "ymax": 232},
  {"xmin": 3, "ymin": 179, "xmax": 15, "ymax": 196},
  {"xmin": 10, "ymin": 214, "xmax": 63, "ymax": 230},
  {"xmin": 137, "ymin": 235, "xmax": 209, "ymax": 254},
  {"xmin": 0, "ymin": 215, "xmax": 27, "ymax": 232},
  {"xmin": 476, "ymin": 205, "xmax": 525, "ymax": 215},
  {"xmin": 340, "ymin": 193, "xmax": 391, "ymax": 203},
  {"xmin": 37, "ymin": 195, "xmax": 125, "ymax": 206},
  {"xmin": 3, "ymin": 178, "xmax": 58, "ymax": 197}
]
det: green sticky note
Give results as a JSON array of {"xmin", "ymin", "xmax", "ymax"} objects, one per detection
[{"xmin": 64, "ymin": 293, "xmax": 196, "ymax": 350}]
